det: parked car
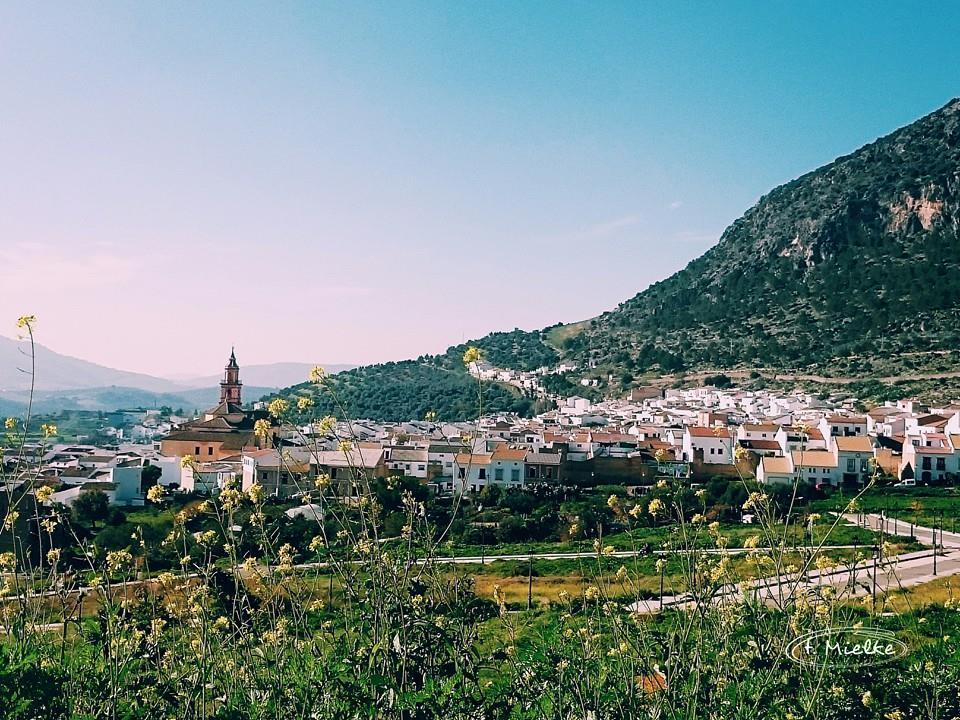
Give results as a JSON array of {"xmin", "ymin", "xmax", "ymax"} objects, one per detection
[{"xmin": 893, "ymin": 479, "xmax": 916, "ymax": 488}]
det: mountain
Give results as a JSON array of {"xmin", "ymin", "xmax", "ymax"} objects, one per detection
[
  {"xmin": 267, "ymin": 98, "xmax": 960, "ymax": 418},
  {"xmin": 558, "ymin": 98, "xmax": 960, "ymax": 376},
  {"xmin": 174, "ymin": 362, "xmax": 355, "ymax": 389},
  {"xmin": 0, "ymin": 335, "xmax": 184, "ymax": 393}
]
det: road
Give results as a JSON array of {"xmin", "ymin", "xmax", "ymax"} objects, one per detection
[{"xmin": 631, "ymin": 512, "xmax": 960, "ymax": 613}]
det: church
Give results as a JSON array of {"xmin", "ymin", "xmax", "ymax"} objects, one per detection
[{"xmin": 160, "ymin": 349, "xmax": 276, "ymax": 461}]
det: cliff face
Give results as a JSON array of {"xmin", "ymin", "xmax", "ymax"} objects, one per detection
[{"xmin": 564, "ymin": 99, "xmax": 960, "ymax": 371}]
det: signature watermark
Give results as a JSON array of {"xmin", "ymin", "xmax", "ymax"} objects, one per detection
[{"xmin": 785, "ymin": 626, "xmax": 908, "ymax": 668}]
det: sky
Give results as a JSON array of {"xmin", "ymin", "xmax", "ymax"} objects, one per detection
[{"xmin": 1, "ymin": 2, "xmax": 959, "ymax": 377}]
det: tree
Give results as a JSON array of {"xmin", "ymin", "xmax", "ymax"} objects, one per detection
[
  {"xmin": 141, "ymin": 464, "xmax": 163, "ymax": 492},
  {"xmin": 72, "ymin": 490, "xmax": 110, "ymax": 528}
]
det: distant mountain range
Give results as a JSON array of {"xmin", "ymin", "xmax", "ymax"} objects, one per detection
[
  {"xmin": 0, "ymin": 335, "xmax": 353, "ymax": 414},
  {"xmin": 268, "ymin": 98, "xmax": 960, "ymax": 420}
]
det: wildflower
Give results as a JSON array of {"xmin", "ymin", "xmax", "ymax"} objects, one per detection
[
  {"xmin": 309, "ymin": 536, "xmax": 325, "ymax": 553},
  {"xmin": 584, "ymin": 585, "xmax": 601, "ymax": 602},
  {"xmin": 602, "ymin": 545, "xmax": 615, "ymax": 556},
  {"xmin": 314, "ymin": 473, "xmax": 331, "ymax": 490},
  {"xmin": 41, "ymin": 517, "xmax": 58, "ymax": 534},
  {"xmin": 0, "ymin": 552, "xmax": 15, "ymax": 571},
  {"xmin": 742, "ymin": 492, "xmax": 769, "ymax": 511},
  {"xmin": 199, "ymin": 530, "xmax": 218, "ymax": 546},
  {"xmin": 315, "ymin": 415, "xmax": 336, "ymax": 434},
  {"xmin": 733, "ymin": 445, "xmax": 747, "ymax": 462},
  {"xmin": 707, "ymin": 521, "xmax": 721, "ymax": 534},
  {"xmin": 40, "ymin": 423, "xmax": 57, "ymax": 438},
  {"xmin": 45, "ymin": 547, "xmax": 60, "ymax": 565},
  {"xmin": 3, "ymin": 417, "xmax": 16, "ymax": 430},
  {"xmin": 3, "ymin": 511, "xmax": 19, "ymax": 531},
  {"xmin": 296, "ymin": 396, "xmax": 314, "ymax": 411},
  {"xmin": 829, "ymin": 685, "xmax": 844, "ymax": 699},
  {"xmin": 628, "ymin": 504, "xmax": 643, "ymax": 519},
  {"xmin": 180, "ymin": 454, "xmax": 195, "ymax": 469},
  {"xmin": 558, "ymin": 589, "xmax": 570, "ymax": 602},
  {"xmin": 309, "ymin": 366, "xmax": 328, "ymax": 384},
  {"xmin": 695, "ymin": 488, "xmax": 707, "ymax": 501},
  {"xmin": 648, "ymin": 498, "xmax": 665, "ymax": 518},
  {"xmin": 247, "ymin": 483, "xmax": 266, "ymax": 505},
  {"xmin": 337, "ymin": 440, "xmax": 352, "ymax": 453},
  {"xmin": 607, "ymin": 494, "xmax": 620, "ymax": 510},
  {"xmin": 146, "ymin": 484, "xmax": 166, "ymax": 503},
  {"xmin": 268, "ymin": 398, "xmax": 289, "ymax": 418},
  {"xmin": 568, "ymin": 521, "xmax": 580, "ymax": 536},
  {"xmin": 106, "ymin": 549, "xmax": 133, "ymax": 573},
  {"xmin": 492, "ymin": 584, "xmax": 505, "ymax": 606},
  {"xmin": 35, "ymin": 485, "xmax": 54, "ymax": 503},
  {"xmin": 616, "ymin": 565, "xmax": 628, "ymax": 582},
  {"xmin": 462, "ymin": 347, "xmax": 481, "ymax": 366},
  {"xmin": 744, "ymin": 535, "xmax": 761, "ymax": 549},
  {"xmin": 655, "ymin": 559, "xmax": 667, "ymax": 574},
  {"xmin": 654, "ymin": 448, "xmax": 666, "ymax": 463},
  {"xmin": 861, "ymin": 690, "xmax": 872, "ymax": 707},
  {"xmin": 885, "ymin": 711, "xmax": 903, "ymax": 720}
]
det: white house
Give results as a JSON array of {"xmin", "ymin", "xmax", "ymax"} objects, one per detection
[{"xmin": 683, "ymin": 426, "xmax": 734, "ymax": 465}]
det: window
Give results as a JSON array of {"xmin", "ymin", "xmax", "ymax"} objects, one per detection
[
  {"xmin": 458, "ymin": 468, "xmax": 465, "ymax": 479},
  {"xmin": 479, "ymin": 469, "xmax": 486, "ymax": 480},
  {"xmin": 510, "ymin": 468, "xmax": 520, "ymax": 482},
  {"xmin": 846, "ymin": 459, "xmax": 856, "ymax": 472},
  {"xmin": 208, "ymin": 447, "xmax": 213, "ymax": 456},
  {"xmin": 494, "ymin": 468, "xmax": 504, "ymax": 481},
  {"xmin": 195, "ymin": 446, "xmax": 201, "ymax": 455},
  {"xmin": 922, "ymin": 457, "xmax": 932, "ymax": 470},
  {"xmin": 937, "ymin": 458, "xmax": 946, "ymax": 471}
]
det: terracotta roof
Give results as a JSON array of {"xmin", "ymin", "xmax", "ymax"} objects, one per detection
[
  {"xmin": 834, "ymin": 436, "xmax": 874, "ymax": 453},
  {"xmin": 687, "ymin": 426, "xmax": 732, "ymax": 439},
  {"xmin": 491, "ymin": 447, "xmax": 528, "ymax": 461},
  {"xmin": 761, "ymin": 456, "xmax": 793, "ymax": 475},
  {"xmin": 739, "ymin": 439, "xmax": 781, "ymax": 451},
  {"xmin": 791, "ymin": 450, "xmax": 837, "ymax": 468},
  {"xmin": 455, "ymin": 453, "xmax": 492, "ymax": 465}
]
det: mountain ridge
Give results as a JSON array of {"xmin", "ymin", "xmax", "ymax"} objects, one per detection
[{"xmin": 268, "ymin": 97, "xmax": 960, "ymax": 419}]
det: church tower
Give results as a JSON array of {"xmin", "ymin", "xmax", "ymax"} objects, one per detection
[{"xmin": 219, "ymin": 347, "xmax": 243, "ymax": 406}]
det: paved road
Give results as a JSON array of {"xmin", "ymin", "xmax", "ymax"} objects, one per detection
[{"xmin": 632, "ymin": 513, "xmax": 959, "ymax": 613}]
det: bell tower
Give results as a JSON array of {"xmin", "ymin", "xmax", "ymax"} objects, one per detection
[{"xmin": 219, "ymin": 347, "xmax": 243, "ymax": 406}]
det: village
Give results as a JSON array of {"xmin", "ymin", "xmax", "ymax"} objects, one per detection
[{"xmin": 6, "ymin": 351, "xmax": 959, "ymax": 515}]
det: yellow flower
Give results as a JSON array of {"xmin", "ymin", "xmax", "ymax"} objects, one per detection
[
  {"xmin": 247, "ymin": 483, "xmax": 266, "ymax": 505},
  {"xmin": 199, "ymin": 530, "xmax": 218, "ymax": 546},
  {"xmin": 568, "ymin": 521, "xmax": 580, "ymax": 536},
  {"xmin": 648, "ymin": 498, "xmax": 665, "ymax": 518},
  {"xmin": 180, "ymin": 454, "xmax": 195, "ymax": 469},
  {"xmin": 337, "ymin": 440, "xmax": 352, "ymax": 453},
  {"xmin": 691, "ymin": 513, "xmax": 705, "ymax": 525},
  {"xmin": 602, "ymin": 545, "xmax": 615, "ymax": 556},
  {"xmin": 314, "ymin": 473, "xmax": 331, "ymax": 490},
  {"xmin": 35, "ymin": 485, "xmax": 54, "ymax": 503},
  {"xmin": 861, "ymin": 690, "xmax": 872, "ymax": 707},
  {"xmin": 146, "ymin": 484, "xmax": 166, "ymax": 503},
  {"xmin": 314, "ymin": 415, "xmax": 336, "ymax": 434},
  {"xmin": 0, "ymin": 552, "xmax": 15, "ymax": 571},
  {"xmin": 296, "ymin": 396, "xmax": 314, "ymax": 411},
  {"xmin": 268, "ymin": 398, "xmax": 289, "ymax": 419},
  {"xmin": 462, "ymin": 347, "xmax": 482, "ymax": 366},
  {"xmin": 46, "ymin": 548, "xmax": 61, "ymax": 565},
  {"xmin": 309, "ymin": 366, "xmax": 328, "ymax": 384},
  {"xmin": 3, "ymin": 511, "xmax": 19, "ymax": 531},
  {"xmin": 616, "ymin": 565, "xmax": 628, "ymax": 582},
  {"xmin": 40, "ymin": 423, "xmax": 57, "ymax": 438},
  {"xmin": 16, "ymin": 315, "xmax": 36, "ymax": 330},
  {"xmin": 106, "ymin": 549, "xmax": 133, "ymax": 573},
  {"xmin": 584, "ymin": 585, "xmax": 601, "ymax": 601},
  {"xmin": 654, "ymin": 448, "xmax": 666, "ymax": 463},
  {"xmin": 607, "ymin": 494, "xmax": 620, "ymax": 510},
  {"xmin": 884, "ymin": 711, "xmax": 903, "ymax": 720},
  {"xmin": 254, "ymin": 419, "xmax": 272, "ymax": 441},
  {"xmin": 3, "ymin": 417, "xmax": 16, "ymax": 431}
]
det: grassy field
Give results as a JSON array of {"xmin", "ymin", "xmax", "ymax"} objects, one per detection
[{"xmin": 812, "ymin": 487, "xmax": 960, "ymax": 530}]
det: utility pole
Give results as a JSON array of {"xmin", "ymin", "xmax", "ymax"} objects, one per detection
[
  {"xmin": 659, "ymin": 561, "xmax": 665, "ymax": 612},
  {"xmin": 527, "ymin": 556, "xmax": 533, "ymax": 611},
  {"xmin": 872, "ymin": 545, "xmax": 878, "ymax": 606}
]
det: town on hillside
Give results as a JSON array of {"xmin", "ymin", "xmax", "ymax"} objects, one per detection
[{"xmin": 7, "ymin": 349, "xmax": 959, "ymax": 516}]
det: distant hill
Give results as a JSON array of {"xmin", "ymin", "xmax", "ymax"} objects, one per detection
[
  {"xmin": 268, "ymin": 98, "xmax": 960, "ymax": 418},
  {"xmin": 173, "ymin": 362, "xmax": 355, "ymax": 389},
  {"xmin": 0, "ymin": 335, "xmax": 184, "ymax": 393}
]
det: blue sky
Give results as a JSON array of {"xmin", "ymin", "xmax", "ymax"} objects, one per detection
[{"xmin": 1, "ymin": 2, "xmax": 958, "ymax": 376}]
